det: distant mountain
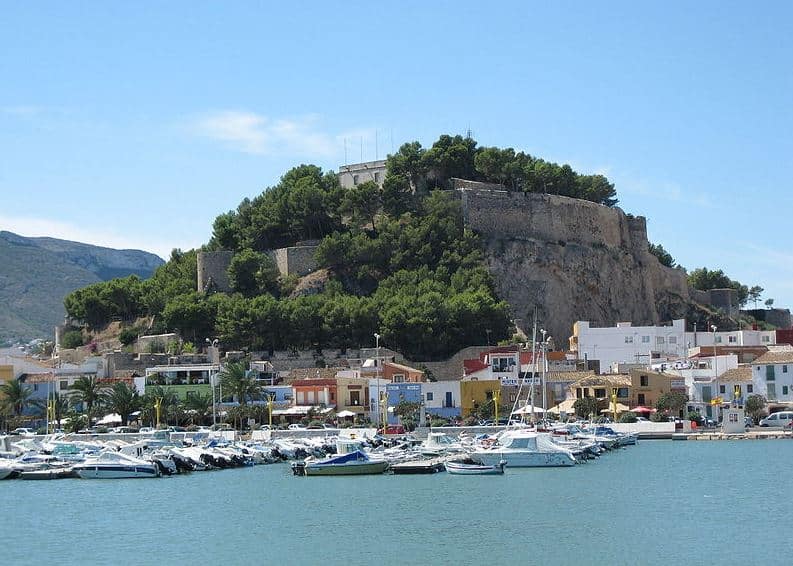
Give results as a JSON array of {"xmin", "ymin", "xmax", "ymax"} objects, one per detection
[{"xmin": 0, "ymin": 231, "xmax": 164, "ymax": 343}]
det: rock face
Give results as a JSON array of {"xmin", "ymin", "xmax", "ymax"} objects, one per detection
[
  {"xmin": 0, "ymin": 231, "xmax": 164, "ymax": 342},
  {"xmin": 455, "ymin": 187, "xmax": 691, "ymax": 344}
]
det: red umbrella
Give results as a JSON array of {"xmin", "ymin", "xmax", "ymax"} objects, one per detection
[{"xmin": 631, "ymin": 406, "xmax": 656, "ymax": 413}]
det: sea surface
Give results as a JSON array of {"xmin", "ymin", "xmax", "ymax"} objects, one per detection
[{"xmin": 3, "ymin": 440, "xmax": 792, "ymax": 565}]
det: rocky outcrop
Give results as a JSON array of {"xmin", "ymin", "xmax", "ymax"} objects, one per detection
[{"xmin": 455, "ymin": 188, "xmax": 691, "ymax": 344}]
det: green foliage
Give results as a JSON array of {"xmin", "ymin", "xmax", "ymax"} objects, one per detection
[
  {"xmin": 619, "ymin": 411, "xmax": 637, "ymax": 423},
  {"xmin": 105, "ymin": 382, "xmax": 141, "ymax": 426},
  {"xmin": 61, "ymin": 329, "xmax": 85, "ymax": 349},
  {"xmin": 118, "ymin": 326, "xmax": 139, "ymax": 346},
  {"xmin": 227, "ymin": 248, "xmax": 280, "ymax": 297},
  {"xmin": 745, "ymin": 394, "xmax": 766, "ymax": 423},
  {"xmin": 648, "ymin": 243, "xmax": 676, "ymax": 268},
  {"xmin": 218, "ymin": 361, "xmax": 262, "ymax": 407},
  {"xmin": 68, "ymin": 376, "xmax": 109, "ymax": 422},
  {"xmin": 384, "ymin": 134, "xmax": 618, "ymax": 205},
  {"xmin": 655, "ymin": 391, "xmax": 688, "ymax": 415},
  {"xmin": 688, "ymin": 267, "xmax": 751, "ymax": 307},
  {"xmin": 573, "ymin": 397, "xmax": 599, "ymax": 418},
  {"xmin": 0, "ymin": 379, "xmax": 37, "ymax": 417},
  {"xmin": 207, "ymin": 165, "xmax": 343, "ymax": 252}
]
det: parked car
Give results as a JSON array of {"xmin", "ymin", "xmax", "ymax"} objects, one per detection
[
  {"xmin": 288, "ymin": 424, "xmax": 307, "ymax": 430},
  {"xmin": 380, "ymin": 425, "xmax": 406, "ymax": 435},
  {"xmin": 138, "ymin": 427, "xmax": 155, "ymax": 434},
  {"xmin": 760, "ymin": 411, "xmax": 793, "ymax": 427},
  {"xmin": 11, "ymin": 428, "xmax": 36, "ymax": 436}
]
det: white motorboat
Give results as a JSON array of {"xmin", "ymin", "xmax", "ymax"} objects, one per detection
[
  {"xmin": 292, "ymin": 438, "xmax": 388, "ymax": 476},
  {"xmin": 73, "ymin": 451, "xmax": 160, "ymax": 479},
  {"xmin": 420, "ymin": 432, "xmax": 464, "ymax": 456},
  {"xmin": 445, "ymin": 458, "xmax": 506, "ymax": 475},
  {"xmin": 469, "ymin": 431, "xmax": 577, "ymax": 467}
]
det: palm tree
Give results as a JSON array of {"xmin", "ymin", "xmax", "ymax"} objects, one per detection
[
  {"xmin": 141, "ymin": 386, "xmax": 181, "ymax": 428},
  {"xmin": 68, "ymin": 376, "xmax": 109, "ymax": 425},
  {"xmin": 105, "ymin": 382, "xmax": 142, "ymax": 426},
  {"xmin": 184, "ymin": 392, "xmax": 213, "ymax": 426},
  {"xmin": 218, "ymin": 361, "xmax": 261, "ymax": 429},
  {"xmin": 0, "ymin": 379, "xmax": 37, "ymax": 417},
  {"xmin": 50, "ymin": 391, "xmax": 70, "ymax": 429}
]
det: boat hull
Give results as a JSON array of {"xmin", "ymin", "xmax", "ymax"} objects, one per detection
[
  {"xmin": 303, "ymin": 461, "xmax": 389, "ymax": 476},
  {"xmin": 471, "ymin": 451, "xmax": 576, "ymax": 468},
  {"xmin": 74, "ymin": 465, "xmax": 159, "ymax": 479},
  {"xmin": 445, "ymin": 461, "xmax": 505, "ymax": 475}
]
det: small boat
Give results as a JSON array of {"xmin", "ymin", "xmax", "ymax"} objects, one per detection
[
  {"xmin": 469, "ymin": 431, "xmax": 577, "ymax": 467},
  {"xmin": 445, "ymin": 458, "xmax": 506, "ymax": 475},
  {"xmin": 20, "ymin": 466, "xmax": 76, "ymax": 480},
  {"xmin": 390, "ymin": 458, "xmax": 446, "ymax": 474},
  {"xmin": 73, "ymin": 451, "xmax": 160, "ymax": 479},
  {"xmin": 292, "ymin": 438, "xmax": 388, "ymax": 476}
]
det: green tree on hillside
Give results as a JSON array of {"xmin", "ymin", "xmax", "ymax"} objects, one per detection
[{"xmin": 649, "ymin": 243, "xmax": 676, "ymax": 268}]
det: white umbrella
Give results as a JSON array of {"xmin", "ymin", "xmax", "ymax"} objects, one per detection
[
  {"xmin": 96, "ymin": 413, "xmax": 122, "ymax": 425},
  {"xmin": 336, "ymin": 410, "xmax": 356, "ymax": 418},
  {"xmin": 511, "ymin": 404, "xmax": 546, "ymax": 415}
]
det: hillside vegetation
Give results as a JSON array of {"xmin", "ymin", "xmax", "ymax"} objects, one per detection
[{"xmin": 62, "ymin": 134, "xmax": 624, "ymax": 360}]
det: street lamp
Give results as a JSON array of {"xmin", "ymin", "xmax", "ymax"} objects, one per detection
[
  {"xmin": 711, "ymin": 324, "xmax": 719, "ymax": 419},
  {"xmin": 374, "ymin": 333, "xmax": 381, "ymax": 426}
]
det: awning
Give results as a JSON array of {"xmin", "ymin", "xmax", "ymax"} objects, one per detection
[
  {"xmin": 547, "ymin": 398, "xmax": 577, "ymax": 414},
  {"xmin": 337, "ymin": 410, "xmax": 356, "ymax": 418},
  {"xmin": 631, "ymin": 406, "xmax": 656, "ymax": 413},
  {"xmin": 511, "ymin": 404, "xmax": 546, "ymax": 415},
  {"xmin": 272, "ymin": 405, "xmax": 335, "ymax": 416},
  {"xmin": 600, "ymin": 403, "xmax": 630, "ymax": 414}
]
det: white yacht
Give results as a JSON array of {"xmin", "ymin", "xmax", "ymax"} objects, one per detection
[
  {"xmin": 469, "ymin": 430, "xmax": 577, "ymax": 467},
  {"xmin": 73, "ymin": 451, "xmax": 160, "ymax": 479}
]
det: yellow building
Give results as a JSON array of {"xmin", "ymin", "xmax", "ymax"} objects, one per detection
[
  {"xmin": 0, "ymin": 364, "xmax": 14, "ymax": 383},
  {"xmin": 628, "ymin": 369, "xmax": 677, "ymax": 408},
  {"xmin": 569, "ymin": 374, "xmax": 631, "ymax": 406},
  {"xmin": 460, "ymin": 379, "xmax": 501, "ymax": 418},
  {"xmin": 334, "ymin": 375, "xmax": 373, "ymax": 418}
]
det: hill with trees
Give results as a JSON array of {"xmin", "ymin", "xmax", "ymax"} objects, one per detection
[{"xmin": 61, "ymin": 134, "xmax": 770, "ymax": 360}]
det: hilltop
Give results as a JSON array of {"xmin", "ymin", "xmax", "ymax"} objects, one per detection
[{"xmin": 0, "ymin": 231, "xmax": 163, "ymax": 343}]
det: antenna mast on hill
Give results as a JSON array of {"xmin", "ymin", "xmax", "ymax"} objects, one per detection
[
  {"xmin": 344, "ymin": 138, "xmax": 348, "ymax": 165},
  {"xmin": 375, "ymin": 130, "xmax": 378, "ymax": 160}
]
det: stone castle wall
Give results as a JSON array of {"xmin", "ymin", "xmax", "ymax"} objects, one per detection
[
  {"xmin": 197, "ymin": 251, "xmax": 233, "ymax": 293},
  {"xmin": 268, "ymin": 245, "xmax": 319, "ymax": 278}
]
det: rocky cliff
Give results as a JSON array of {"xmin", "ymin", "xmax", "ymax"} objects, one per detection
[{"xmin": 455, "ymin": 185, "xmax": 691, "ymax": 344}]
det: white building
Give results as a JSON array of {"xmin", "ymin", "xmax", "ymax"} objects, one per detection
[
  {"xmin": 571, "ymin": 318, "xmax": 777, "ymax": 373},
  {"xmin": 338, "ymin": 159, "xmax": 387, "ymax": 189},
  {"xmin": 422, "ymin": 381, "xmax": 461, "ymax": 418},
  {"xmin": 571, "ymin": 319, "xmax": 686, "ymax": 372},
  {"xmin": 751, "ymin": 346, "xmax": 793, "ymax": 406}
]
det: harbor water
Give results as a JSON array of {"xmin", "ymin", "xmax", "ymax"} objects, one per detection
[{"xmin": 3, "ymin": 440, "xmax": 792, "ymax": 565}]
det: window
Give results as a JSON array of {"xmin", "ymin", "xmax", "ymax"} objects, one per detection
[
  {"xmin": 768, "ymin": 383, "xmax": 777, "ymax": 400},
  {"xmin": 656, "ymin": 336, "xmax": 665, "ymax": 345},
  {"xmin": 728, "ymin": 335, "xmax": 737, "ymax": 343},
  {"xmin": 784, "ymin": 386, "xmax": 790, "ymax": 396},
  {"xmin": 393, "ymin": 374, "xmax": 405, "ymax": 383},
  {"xmin": 625, "ymin": 336, "xmax": 633, "ymax": 344},
  {"xmin": 640, "ymin": 375, "xmax": 649, "ymax": 387},
  {"xmin": 350, "ymin": 391, "xmax": 360, "ymax": 405},
  {"xmin": 485, "ymin": 391, "xmax": 493, "ymax": 401},
  {"xmin": 33, "ymin": 383, "xmax": 39, "ymax": 391},
  {"xmin": 352, "ymin": 174, "xmax": 359, "ymax": 185},
  {"xmin": 576, "ymin": 387, "xmax": 583, "ymax": 399},
  {"xmin": 594, "ymin": 388, "xmax": 607, "ymax": 398},
  {"xmin": 616, "ymin": 387, "xmax": 629, "ymax": 398},
  {"xmin": 425, "ymin": 392, "xmax": 434, "ymax": 401},
  {"xmin": 60, "ymin": 380, "xmax": 68, "ymax": 390},
  {"xmin": 766, "ymin": 366, "xmax": 776, "ymax": 381},
  {"xmin": 762, "ymin": 336, "xmax": 770, "ymax": 343},
  {"xmin": 668, "ymin": 337, "xmax": 677, "ymax": 344},
  {"xmin": 784, "ymin": 366, "xmax": 788, "ymax": 373},
  {"xmin": 491, "ymin": 357, "xmax": 514, "ymax": 373},
  {"xmin": 330, "ymin": 392, "xmax": 335, "ymax": 402},
  {"xmin": 719, "ymin": 385, "xmax": 726, "ymax": 394},
  {"xmin": 747, "ymin": 384, "xmax": 753, "ymax": 393},
  {"xmin": 297, "ymin": 391, "xmax": 305, "ymax": 404},
  {"xmin": 307, "ymin": 390, "xmax": 315, "ymax": 403},
  {"xmin": 715, "ymin": 336, "xmax": 723, "ymax": 343},
  {"xmin": 642, "ymin": 336, "xmax": 650, "ymax": 343},
  {"xmin": 374, "ymin": 172, "xmax": 381, "ymax": 183},
  {"xmin": 638, "ymin": 393, "xmax": 646, "ymax": 405},
  {"xmin": 509, "ymin": 394, "xmax": 517, "ymax": 402}
]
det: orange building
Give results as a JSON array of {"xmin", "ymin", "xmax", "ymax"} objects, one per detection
[
  {"xmin": 382, "ymin": 362, "xmax": 424, "ymax": 383},
  {"xmin": 291, "ymin": 378, "xmax": 338, "ymax": 408}
]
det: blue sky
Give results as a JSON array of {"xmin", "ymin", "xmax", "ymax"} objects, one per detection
[{"xmin": 2, "ymin": 1, "xmax": 792, "ymax": 310}]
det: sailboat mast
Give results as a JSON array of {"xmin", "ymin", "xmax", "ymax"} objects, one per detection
[{"xmin": 529, "ymin": 306, "xmax": 538, "ymax": 424}]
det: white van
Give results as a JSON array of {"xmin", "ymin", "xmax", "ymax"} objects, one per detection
[{"xmin": 759, "ymin": 411, "xmax": 793, "ymax": 428}]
